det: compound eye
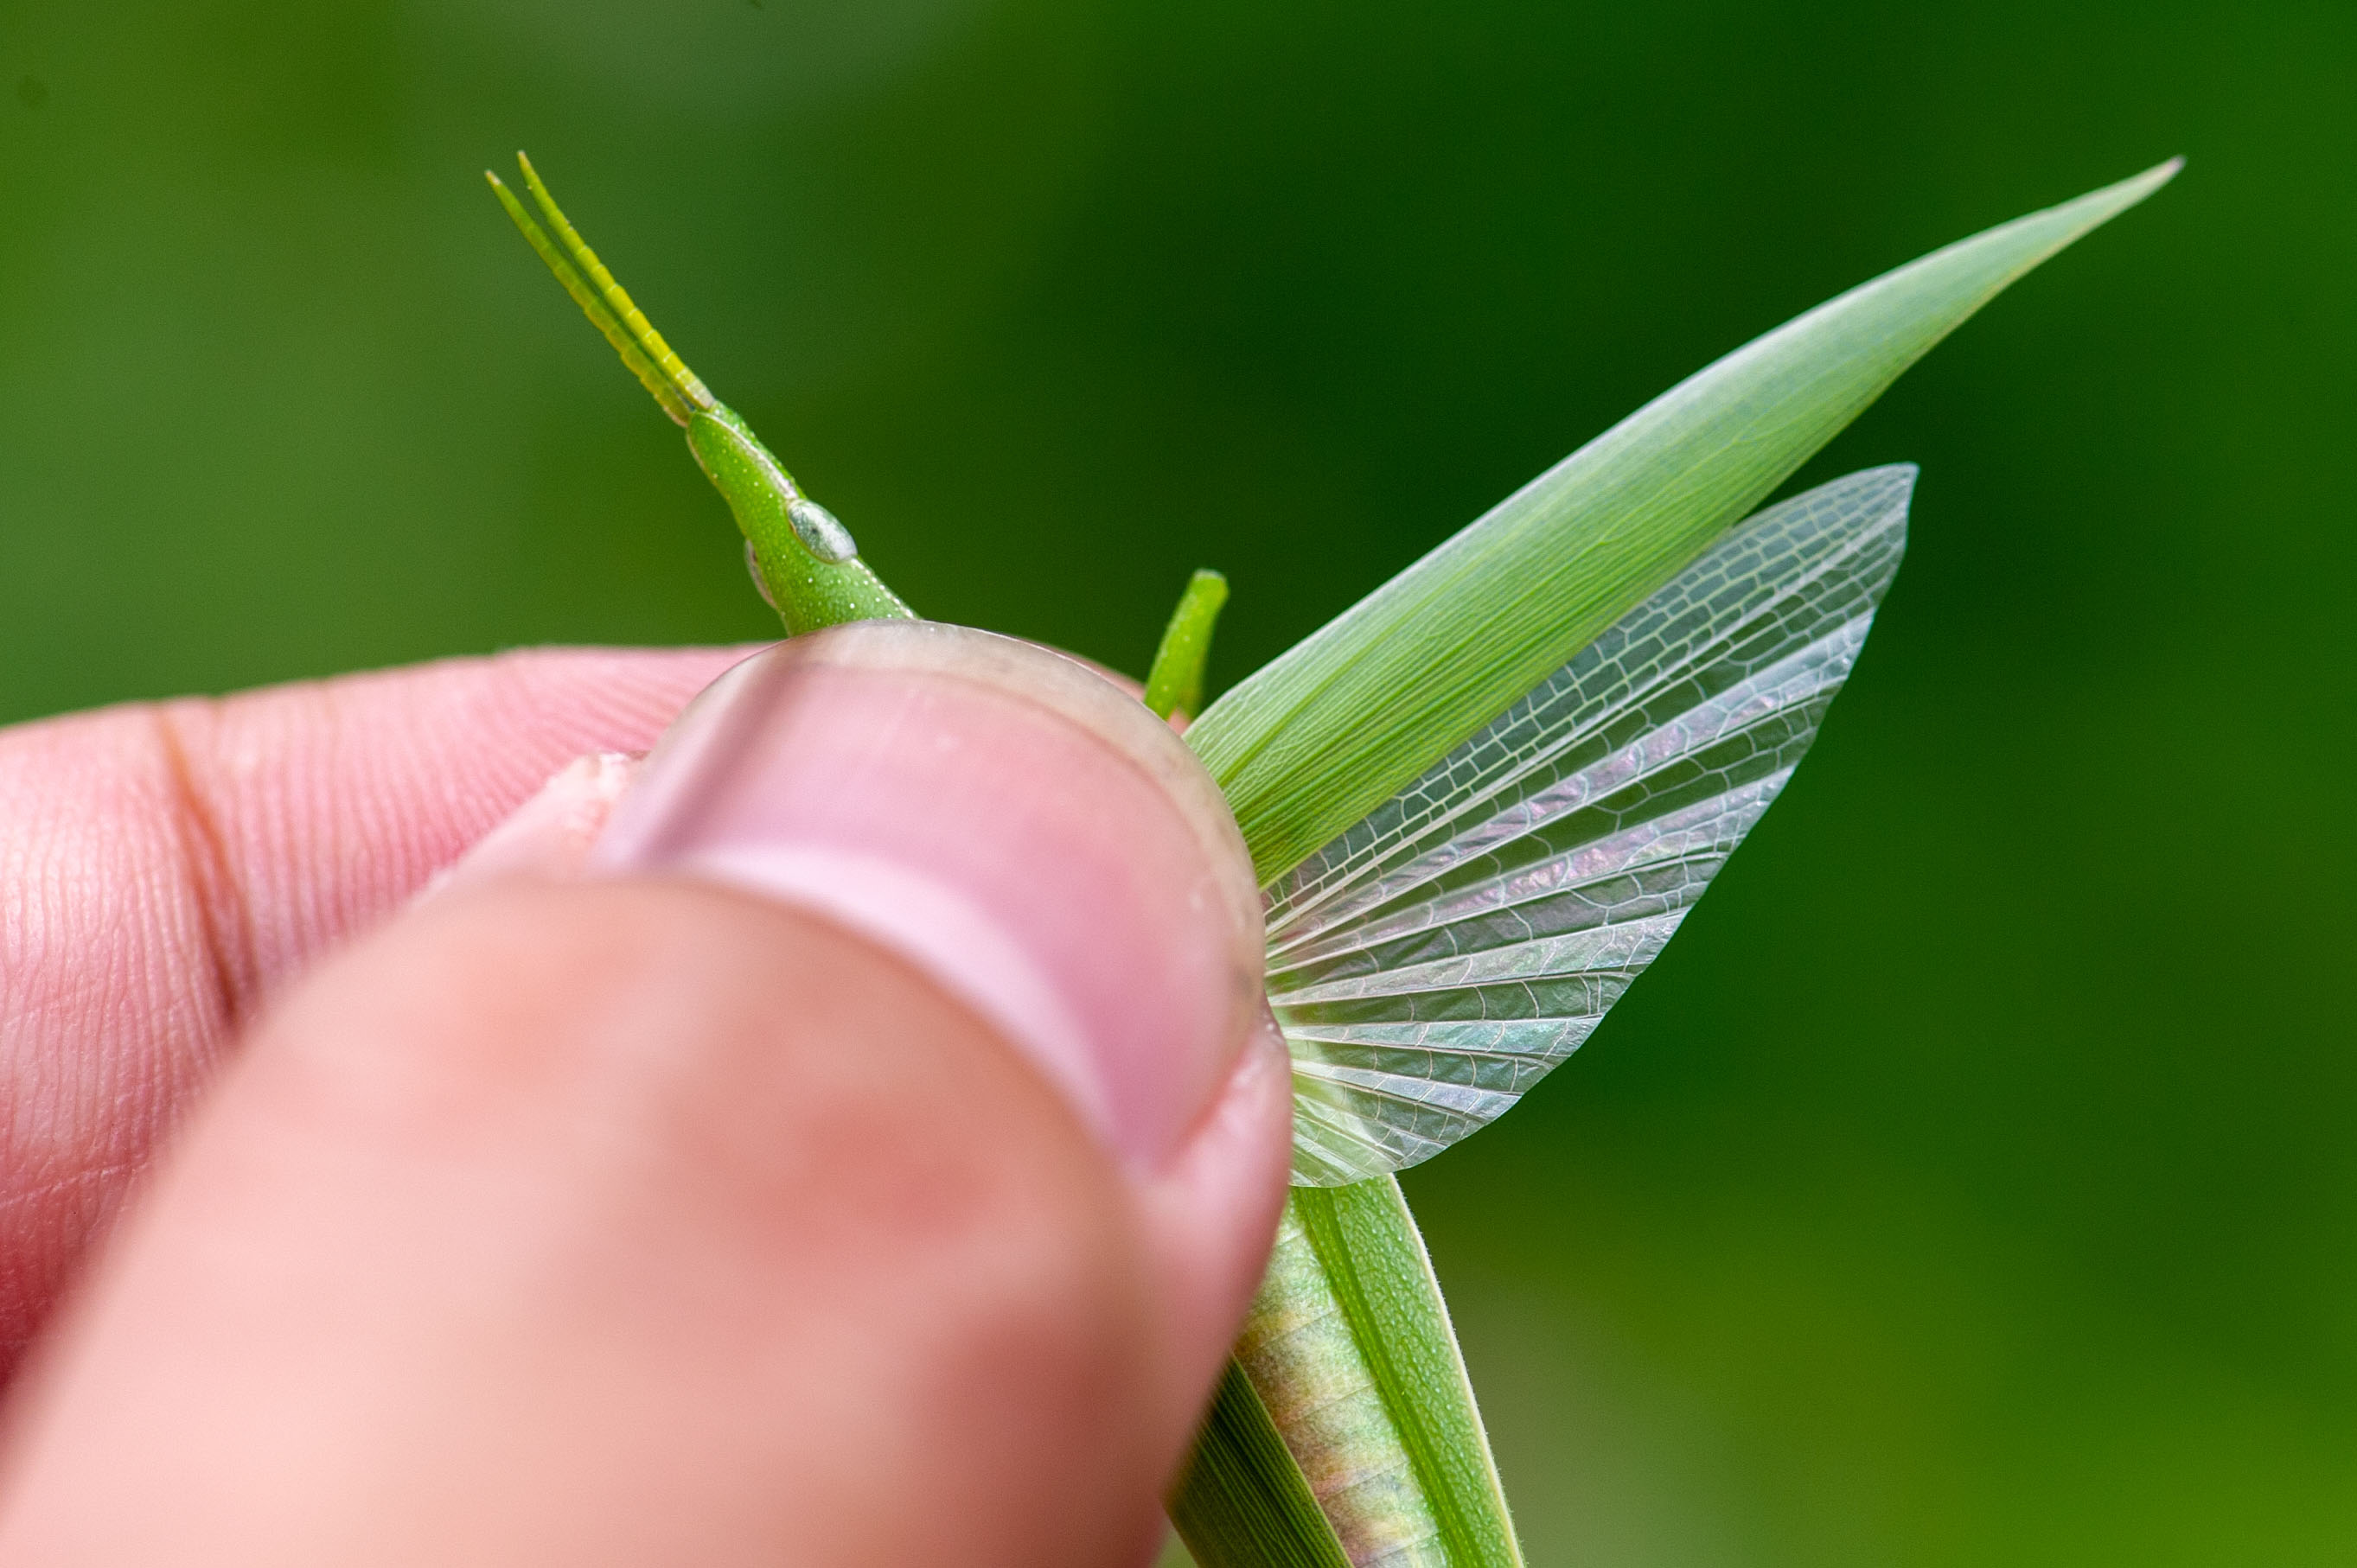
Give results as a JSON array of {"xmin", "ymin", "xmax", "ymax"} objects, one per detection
[{"xmin": 788, "ymin": 498, "xmax": 859, "ymax": 564}]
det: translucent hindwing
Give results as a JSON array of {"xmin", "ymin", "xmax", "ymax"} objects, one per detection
[{"xmin": 1266, "ymin": 466, "xmax": 1913, "ymax": 1184}]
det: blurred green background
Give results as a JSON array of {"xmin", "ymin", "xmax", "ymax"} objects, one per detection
[{"xmin": 2, "ymin": 0, "xmax": 2350, "ymax": 1560}]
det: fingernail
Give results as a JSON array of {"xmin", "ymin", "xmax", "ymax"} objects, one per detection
[
  {"xmin": 591, "ymin": 623, "xmax": 1265, "ymax": 1170},
  {"xmin": 421, "ymin": 751, "xmax": 643, "ymax": 902}
]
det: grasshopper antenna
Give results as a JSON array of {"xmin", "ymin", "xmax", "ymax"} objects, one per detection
[{"xmin": 485, "ymin": 152, "xmax": 714, "ymax": 426}]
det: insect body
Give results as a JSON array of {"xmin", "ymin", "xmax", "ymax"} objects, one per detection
[{"xmin": 491, "ymin": 152, "xmax": 2177, "ymax": 1568}]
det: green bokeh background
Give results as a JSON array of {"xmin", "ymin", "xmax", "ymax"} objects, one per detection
[{"xmin": 3, "ymin": 2, "xmax": 2351, "ymax": 1560}]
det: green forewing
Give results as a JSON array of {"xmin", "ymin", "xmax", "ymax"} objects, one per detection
[
  {"xmin": 1180, "ymin": 1183, "xmax": 1517, "ymax": 1568},
  {"xmin": 1185, "ymin": 160, "xmax": 2177, "ymax": 888},
  {"xmin": 1169, "ymin": 1361, "xmax": 1356, "ymax": 1568},
  {"xmin": 1287, "ymin": 1182, "xmax": 1519, "ymax": 1568}
]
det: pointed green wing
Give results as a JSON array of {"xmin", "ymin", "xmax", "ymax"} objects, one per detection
[
  {"xmin": 1269, "ymin": 465, "xmax": 1909, "ymax": 1184},
  {"xmin": 1187, "ymin": 160, "xmax": 2176, "ymax": 889}
]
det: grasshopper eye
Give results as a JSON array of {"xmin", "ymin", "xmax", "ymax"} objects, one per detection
[{"xmin": 787, "ymin": 498, "xmax": 859, "ymax": 564}]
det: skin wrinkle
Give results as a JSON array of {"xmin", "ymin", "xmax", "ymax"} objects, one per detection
[
  {"xmin": 0, "ymin": 646, "xmax": 743, "ymax": 1386},
  {"xmin": 147, "ymin": 704, "xmax": 260, "ymax": 1036},
  {"xmin": 0, "ymin": 1163, "xmax": 137, "ymax": 1224}
]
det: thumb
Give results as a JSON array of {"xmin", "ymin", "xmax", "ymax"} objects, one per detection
[{"xmin": 0, "ymin": 623, "xmax": 1292, "ymax": 1568}]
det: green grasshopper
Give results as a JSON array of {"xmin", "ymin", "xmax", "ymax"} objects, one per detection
[{"xmin": 491, "ymin": 151, "xmax": 2176, "ymax": 1568}]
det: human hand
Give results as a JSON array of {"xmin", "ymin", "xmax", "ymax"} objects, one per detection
[{"xmin": 0, "ymin": 625, "xmax": 1291, "ymax": 1565}]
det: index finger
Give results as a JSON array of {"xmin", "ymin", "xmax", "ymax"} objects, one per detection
[{"xmin": 0, "ymin": 645, "xmax": 745, "ymax": 1380}]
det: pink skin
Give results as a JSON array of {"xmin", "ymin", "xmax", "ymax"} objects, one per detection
[
  {"xmin": 0, "ymin": 638, "xmax": 1290, "ymax": 1565},
  {"xmin": 0, "ymin": 647, "xmax": 745, "ymax": 1377}
]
